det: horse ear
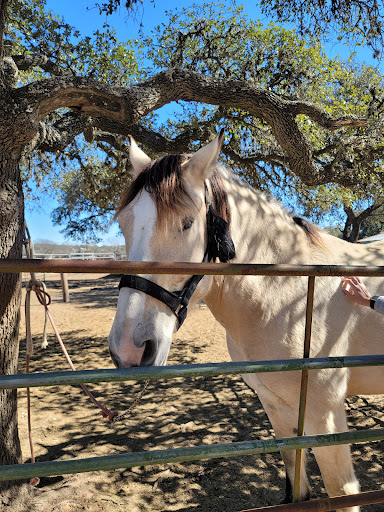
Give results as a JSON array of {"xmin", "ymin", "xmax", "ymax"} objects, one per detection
[
  {"xmin": 183, "ymin": 129, "xmax": 224, "ymax": 182},
  {"xmin": 128, "ymin": 135, "xmax": 151, "ymax": 177}
]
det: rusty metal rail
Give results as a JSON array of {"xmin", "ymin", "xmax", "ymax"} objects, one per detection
[
  {"xmin": 241, "ymin": 489, "xmax": 384, "ymax": 511},
  {"xmin": 2, "ymin": 258, "xmax": 384, "ymax": 276},
  {"xmin": 293, "ymin": 276, "xmax": 315, "ymax": 502}
]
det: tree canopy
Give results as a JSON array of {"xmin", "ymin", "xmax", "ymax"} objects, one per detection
[
  {"xmin": 4, "ymin": 0, "xmax": 384, "ymax": 242},
  {"xmin": 260, "ymin": 0, "xmax": 384, "ymax": 59},
  {"xmin": 99, "ymin": 0, "xmax": 384, "ymax": 59}
]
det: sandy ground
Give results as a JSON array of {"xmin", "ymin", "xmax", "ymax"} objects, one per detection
[{"xmin": 10, "ymin": 273, "xmax": 384, "ymax": 511}]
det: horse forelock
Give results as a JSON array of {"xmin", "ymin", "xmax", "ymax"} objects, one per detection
[
  {"xmin": 115, "ymin": 154, "xmax": 193, "ymax": 226},
  {"xmin": 116, "ymin": 155, "xmax": 232, "ymax": 228}
]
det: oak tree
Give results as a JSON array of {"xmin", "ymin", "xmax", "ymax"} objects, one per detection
[
  {"xmin": 31, "ymin": 4, "xmax": 384, "ymax": 242},
  {"xmin": 1, "ymin": 0, "xmax": 384, "ymax": 503}
]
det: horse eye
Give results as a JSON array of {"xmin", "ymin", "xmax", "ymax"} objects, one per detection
[{"xmin": 181, "ymin": 216, "xmax": 194, "ymax": 231}]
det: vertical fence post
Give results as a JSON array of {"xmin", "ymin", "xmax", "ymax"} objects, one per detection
[
  {"xmin": 60, "ymin": 273, "xmax": 70, "ymax": 303},
  {"xmin": 293, "ymin": 276, "xmax": 315, "ymax": 502}
]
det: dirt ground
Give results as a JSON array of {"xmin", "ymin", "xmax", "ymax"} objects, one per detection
[{"xmin": 10, "ymin": 273, "xmax": 384, "ymax": 511}]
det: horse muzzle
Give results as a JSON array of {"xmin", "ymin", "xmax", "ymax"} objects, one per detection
[
  {"xmin": 109, "ymin": 339, "xmax": 157, "ymax": 368},
  {"xmin": 108, "ymin": 321, "xmax": 170, "ymax": 368}
]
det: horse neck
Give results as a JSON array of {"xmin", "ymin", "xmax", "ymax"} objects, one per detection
[
  {"xmin": 224, "ymin": 175, "xmax": 313, "ymax": 264},
  {"xmin": 204, "ymin": 173, "xmax": 319, "ymax": 324}
]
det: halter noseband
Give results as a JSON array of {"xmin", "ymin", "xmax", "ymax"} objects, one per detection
[{"xmin": 118, "ymin": 186, "xmax": 236, "ymax": 329}]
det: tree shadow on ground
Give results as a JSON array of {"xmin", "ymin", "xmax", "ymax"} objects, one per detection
[
  {"xmin": 43, "ymin": 274, "xmax": 121, "ymax": 309},
  {"xmin": 18, "ymin": 331, "xmax": 384, "ymax": 511},
  {"xmin": 17, "ymin": 276, "xmax": 384, "ymax": 512}
]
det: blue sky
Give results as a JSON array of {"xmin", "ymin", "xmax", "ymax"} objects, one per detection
[
  {"xmin": 24, "ymin": 0, "xmax": 379, "ymax": 244},
  {"xmin": 27, "ymin": 0, "xmax": 220, "ymax": 244}
]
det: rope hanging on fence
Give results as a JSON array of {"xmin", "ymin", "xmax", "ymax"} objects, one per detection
[
  {"xmin": 25, "ymin": 280, "xmax": 118, "ymax": 421},
  {"xmin": 24, "ymin": 223, "xmax": 47, "ymax": 486},
  {"xmin": 24, "ymin": 280, "xmax": 150, "ymax": 427},
  {"xmin": 23, "ymin": 223, "xmax": 49, "ymax": 349},
  {"xmin": 23, "ymin": 221, "xmax": 120, "ymax": 483}
]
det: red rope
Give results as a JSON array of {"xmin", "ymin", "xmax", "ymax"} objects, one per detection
[
  {"xmin": 23, "ymin": 278, "xmax": 150, "ymax": 486},
  {"xmin": 24, "ymin": 280, "xmax": 119, "ymax": 485},
  {"xmin": 24, "ymin": 293, "xmax": 40, "ymax": 486},
  {"xmin": 31, "ymin": 282, "xmax": 117, "ymax": 421},
  {"xmin": 24, "ymin": 279, "xmax": 120, "ymax": 484}
]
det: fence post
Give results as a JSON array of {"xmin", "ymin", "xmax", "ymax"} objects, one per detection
[
  {"xmin": 60, "ymin": 273, "xmax": 70, "ymax": 303},
  {"xmin": 293, "ymin": 276, "xmax": 315, "ymax": 502}
]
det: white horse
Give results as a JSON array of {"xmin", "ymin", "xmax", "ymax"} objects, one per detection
[{"xmin": 108, "ymin": 131, "xmax": 384, "ymax": 511}]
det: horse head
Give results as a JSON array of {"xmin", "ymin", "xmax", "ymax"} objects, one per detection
[{"xmin": 108, "ymin": 130, "xmax": 231, "ymax": 368}]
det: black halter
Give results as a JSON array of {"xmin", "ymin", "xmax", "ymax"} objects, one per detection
[{"xmin": 118, "ymin": 188, "xmax": 236, "ymax": 329}]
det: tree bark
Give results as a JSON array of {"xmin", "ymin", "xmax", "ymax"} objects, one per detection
[
  {"xmin": 342, "ymin": 216, "xmax": 361, "ymax": 242},
  {"xmin": 0, "ymin": 145, "xmax": 27, "ymax": 502},
  {"xmin": 12, "ymin": 70, "xmax": 367, "ymax": 187},
  {"xmin": 0, "ymin": 0, "xmax": 8, "ymax": 68},
  {"xmin": 342, "ymin": 203, "xmax": 384, "ymax": 242},
  {"xmin": 0, "ymin": 0, "xmax": 31, "ymax": 502}
]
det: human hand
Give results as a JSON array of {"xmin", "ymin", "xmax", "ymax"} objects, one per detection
[{"xmin": 341, "ymin": 277, "xmax": 371, "ymax": 307}]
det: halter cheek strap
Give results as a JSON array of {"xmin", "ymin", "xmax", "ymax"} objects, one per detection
[
  {"xmin": 118, "ymin": 253, "xmax": 208, "ymax": 329},
  {"xmin": 118, "ymin": 185, "xmax": 236, "ymax": 330}
]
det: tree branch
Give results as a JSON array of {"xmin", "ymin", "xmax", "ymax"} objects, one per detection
[
  {"xmin": 0, "ymin": 0, "xmax": 9, "ymax": 81},
  {"xmin": 290, "ymin": 102, "xmax": 368, "ymax": 128},
  {"xmin": 91, "ymin": 118, "xmax": 217, "ymax": 153},
  {"xmin": 12, "ymin": 54, "xmax": 65, "ymax": 76},
  {"xmin": 26, "ymin": 111, "xmax": 89, "ymax": 153},
  {"xmin": 13, "ymin": 69, "xmax": 369, "ymax": 186},
  {"xmin": 223, "ymin": 145, "xmax": 288, "ymax": 170}
]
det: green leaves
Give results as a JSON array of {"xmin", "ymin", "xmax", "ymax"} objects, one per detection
[
  {"xmin": 143, "ymin": 2, "xmax": 329, "ymax": 95},
  {"xmin": 8, "ymin": 0, "xmax": 384, "ymax": 242},
  {"xmin": 6, "ymin": 0, "xmax": 141, "ymax": 84},
  {"xmin": 260, "ymin": 0, "xmax": 384, "ymax": 59}
]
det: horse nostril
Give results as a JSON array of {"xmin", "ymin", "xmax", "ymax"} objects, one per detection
[
  {"xmin": 141, "ymin": 339, "xmax": 157, "ymax": 366},
  {"xmin": 109, "ymin": 349, "xmax": 121, "ymax": 368}
]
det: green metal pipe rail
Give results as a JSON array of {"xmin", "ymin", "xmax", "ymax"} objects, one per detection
[
  {"xmin": 1, "ymin": 428, "xmax": 384, "ymax": 483},
  {"xmin": 1, "ymin": 355, "xmax": 384, "ymax": 389},
  {"xmin": 2, "ymin": 258, "xmax": 384, "ymax": 512}
]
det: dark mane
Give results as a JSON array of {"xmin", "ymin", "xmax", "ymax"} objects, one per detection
[
  {"xmin": 115, "ymin": 154, "xmax": 191, "ymax": 224},
  {"xmin": 293, "ymin": 216, "xmax": 324, "ymax": 246},
  {"xmin": 210, "ymin": 171, "xmax": 231, "ymax": 224},
  {"xmin": 115, "ymin": 154, "xmax": 232, "ymax": 226}
]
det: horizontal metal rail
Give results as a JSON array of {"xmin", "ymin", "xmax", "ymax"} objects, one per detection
[
  {"xmin": 3, "ymin": 258, "xmax": 384, "ymax": 511},
  {"xmin": 3, "ymin": 258, "xmax": 384, "ymax": 276},
  {"xmin": 1, "ymin": 428, "xmax": 383, "ymax": 482},
  {"xmin": 2, "ymin": 355, "xmax": 384, "ymax": 389},
  {"xmin": 241, "ymin": 490, "xmax": 384, "ymax": 511}
]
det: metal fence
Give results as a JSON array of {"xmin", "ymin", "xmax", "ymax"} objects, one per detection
[
  {"xmin": 1, "ymin": 258, "xmax": 384, "ymax": 512},
  {"xmin": 33, "ymin": 252, "xmax": 117, "ymax": 260}
]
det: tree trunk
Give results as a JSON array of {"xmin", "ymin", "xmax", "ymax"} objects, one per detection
[
  {"xmin": 343, "ymin": 205, "xmax": 363, "ymax": 243},
  {"xmin": 342, "ymin": 203, "xmax": 384, "ymax": 243},
  {"xmin": 342, "ymin": 217, "xmax": 361, "ymax": 243},
  {"xmin": 0, "ymin": 148, "xmax": 28, "ymax": 504}
]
